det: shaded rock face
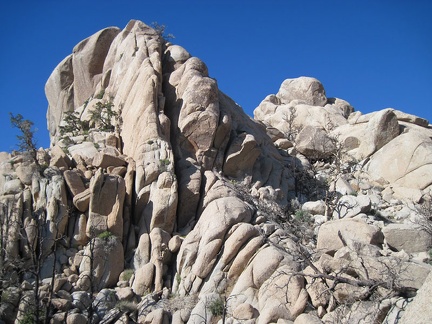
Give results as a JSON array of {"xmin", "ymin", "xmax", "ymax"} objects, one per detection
[{"xmin": 2, "ymin": 19, "xmax": 432, "ymax": 324}]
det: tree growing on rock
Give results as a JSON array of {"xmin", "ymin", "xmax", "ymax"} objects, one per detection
[
  {"xmin": 151, "ymin": 22, "xmax": 175, "ymax": 43},
  {"xmin": 89, "ymin": 100, "xmax": 118, "ymax": 132},
  {"xmin": 9, "ymin": 113, "xmax": 38, "ymax": 165}
]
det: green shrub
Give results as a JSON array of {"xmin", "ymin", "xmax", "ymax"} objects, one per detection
[
  {"xmin": 98, "ymin": 231, "xmax": 113, "ymax": 240},
  {"xmin": 59, "ymin": 110, "xmax": 89, "ymax": 137},
  {"xmin": 208, "ymin": 297, "xmax": 224, "ymax": 316},
  {"xmin": 294, "ymin": 209, "xmax": 311, "ymax": 223},
  {"xmin": 160, "ymin": 159, "xmax": 170, "ymax": 166},
  {"xmin": 19, "ymin": 312, "xmax": 35, "ymax": 324},
  {"xmin": 122, "ymin": 269, "xmax": 134, "ymax": 281}
]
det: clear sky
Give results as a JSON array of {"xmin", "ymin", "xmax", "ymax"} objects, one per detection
[{"xmin": 0, "ymin": 0, "xmax": 431, "ymax": 153}]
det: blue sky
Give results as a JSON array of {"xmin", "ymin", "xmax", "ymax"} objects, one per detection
[{"xmin": 0, "ymin": 0, "xmax": 431, "ymax": 153}]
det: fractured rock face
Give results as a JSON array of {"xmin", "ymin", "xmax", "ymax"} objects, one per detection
[{"xmin": 1, "ymin": 18, "xmax": 428, "ymax": 324}]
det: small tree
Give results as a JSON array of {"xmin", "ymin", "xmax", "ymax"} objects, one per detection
[
  {"xmin": 59, "ymin": 110, "xmax": 89, "ymax": 137},
  {"xmin": 90, "ymin": 101, "xmax": 118, "ymax": 132},
  {"xmin": 282, "ymin": 106, "xmax": 299, "ymax": 141},
  {"xmin": 9, "ymin": 113, "xmax": 38, "ymax": 164},
  {"xmin": 151, "ymin": 22, "xmax": 175, "ymax": 42}
]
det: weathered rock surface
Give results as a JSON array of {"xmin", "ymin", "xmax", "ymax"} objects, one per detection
[
  {"xmin": 2, "ymin": 19, "xmax": 432, "ymax": 324},
  {"xmin": 277, "ymin": 77, "xmax": 327, "ymax": 106},
  {"xmin": 366, "ymin": 130, "xmax": 432, "ymax": 191},
  {"xmin": 317, "ymin": 219, "xmax": 383, "ymax": 253},
  {"xmin": 383, "ymin": 224, "xmax": 432, "ymax": 253},
  {"xmin": 400, "ymin": 271, "xmax": 432, "ymax": 323}
]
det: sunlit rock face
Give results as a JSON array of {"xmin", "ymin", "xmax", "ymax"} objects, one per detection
[{"xmin": 2, "ymin": 19, "xmax": 432, "ymax": 324}]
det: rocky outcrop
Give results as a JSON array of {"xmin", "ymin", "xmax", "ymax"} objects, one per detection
[{"xmin": 1, "ymin": 19, "xmax": 432, "ymax": 324}]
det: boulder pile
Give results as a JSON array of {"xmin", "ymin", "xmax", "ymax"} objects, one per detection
[{"xmin": 1, "ymin": 20, "xmax": 431, "ymax": 323}]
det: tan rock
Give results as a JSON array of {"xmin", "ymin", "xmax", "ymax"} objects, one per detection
[
  {"xmin": 64, "ymin": 169, "xmax": 86, "ymax": 196},
  {"xmin": 165, "ymin": 44, "xmax": 191, "ymax": 70},
  {"xmin": 332, "ymin": 195, "xmax": 371, "ymax": 219},
  {"xmin": 68, "ymin": 142, "xmax": 99, "ymax": 161},
  {"xmin": 316, "ymin": 219, "xmax": 383, "ymax": 253},
  {"xmin": 220, "ymin": 223, "xmax": 259, "ymax": 267},
  {"xmin": 233, "ymin": 303, "xmax": 259, "ymax": 320},
  {"xmin": 176, "ymin": 158, "xmax": 201, "ymax": 229},
  {"xmin": 150, "ymin": 227, "xmax": 171, "ymax": 291},
  {"xmin": 231, "ymin": 246, "xmax": 284, "ymax": 296},
  {"xmin": 223, "ymin": 133, "xmax": 261, "ymax": 177},
  {"xmin": 322, "ymin": 301, "xmax": 387, "ymax": 324},
  {"xmin": 72, "ymin": 214, "xmax": 88, "ymax": 246},
  {"xmin": 4, "ymin": 179, "xmax": 23, "ymax": 194},
  {"xmin": 66, "ymin": 313, "xmax": 88, "ymax": 324},
  {"xmin": 147, "ymin": 171, "xmax": 178, "ymax": 233},
  {"xmin": 294, "ymin": 313, "xmax": 323, "ymax": 324},
  {"xmin": 366, "ymin": 131, "xmax": 432, "ymax": 190},
  {"xmin": 46, "ymin": 55, "xmax": 74, "ymax": 141},
  {"xmin": 15, "ymin": 160, "xmax": 38, "ymax": 185},
  {"xmin": 357, "ymin": 108, "xmax": 400, "ymax": 158},
  {"xmin": 73, "ymin": 188, "xmax": 91, "ymax": 212},
  {"xmin": 71, "ymin": 27, "xmax": 120, "ymax": 107},
  {"xmin": 51, "ymin": 298, "xmax": 72, "ymax": 311},
  {"xmin": 400, "ymin": 271, "xmax": 432, "ymax": 324},
  {"xmin": 132, "ymin": 262, "xmax": 155, "ymax": 296},
  {"xmin": 107, "ymin": 165, "xmax": 127, "ymax": 176},
  {"xmin": 228, "ymin": 236, "xmax": 265, "ymax": 280},
  {"xmin": 177, "ymin": 197, "xmax": 253, "ymax": 293},
  {"xmin": 134, "ymin": 233, "xmax": 151, "ymax": 269},
  {"xmin": 325, "ymin": 97, "xmax": 354, "ymax": 118},
  {"xmin": 392, "ymin": 109, "xmax": 429, "ymax": 127},
  {"xmin": 92, "ymin": 152, "xmax": 126, "ymax": 169},
  {"xmin": 295, "ymin": 126, "xmax": 335, "ymax": 159},
  {"xmin": 383, "ymin": 224, "xmax": 432, "ymax": 253},
  {"xmin": 87, "ymin": 169, "xmax": 125, "ymax": 238},
  {"xmin": 302, "ymin": 200, "xmax": 326, "ymax": 215},
  {"xmin": 115, "ymin": 287, "xmax": 134, "ymax": 301},
  {"xmin": 144, "ymin": 308, "xmax": 170, "ymax": 324},
  {"xmin": 277, "ymin": 77, "xmax": 327, "ymax": 106},
  {"xmin": 79, "ymin": 236, "xmax": 124, "ymax": 290},
  {"xmin": 168, "ymin": 235, "xmax": 183, "ymax": 253}
]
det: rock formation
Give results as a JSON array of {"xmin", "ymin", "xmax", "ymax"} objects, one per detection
[{"xmin": 1, "ymin": 20, "xmax": 432, "ymax": 324}]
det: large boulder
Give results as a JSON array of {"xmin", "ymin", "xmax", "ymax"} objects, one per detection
[
  {"xmin": 383, "ymin": 224, "xmax": 432, "ymax": 253},
  {"xmin": 317, "ymin": 219, "xmax": 383, "ymax": 253},
  {"xmin": 64, "ymin": 170, "xmax": 86, "ymax": 196},
  {"xmin": 332, "ymin": 195, "xmax": 371, "ymax": 219},
  {"xmin": 79, "ymin": 236, "xmax": 124, "ymax": 290},
  {"xmin": 277, "ymin": 77, "xmax": 327, "ymax": 106},
  {"xmin": 295, "ymin": 126, "xmax": 336, "ymax": 159},
  {"xmin": 87, "ymin": 169, "xmax": 126, "ymax": 238},
  {"xmin": 366, "ymin": 131, "xmax": 432, "ymax": 190}
]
